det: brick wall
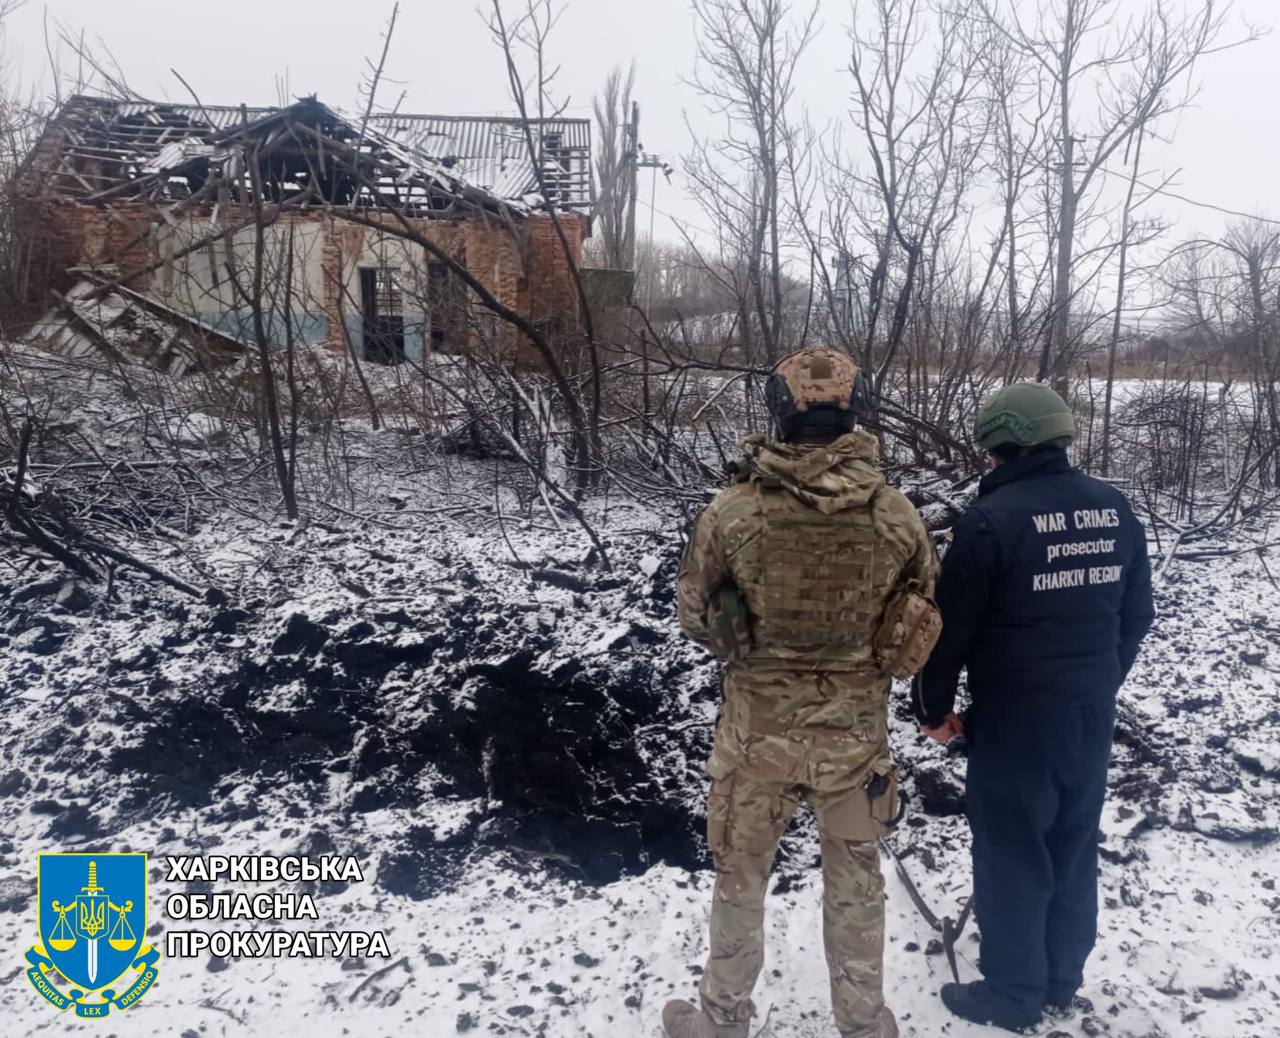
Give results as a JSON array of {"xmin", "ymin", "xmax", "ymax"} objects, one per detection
[
  {"xmin": 314, "ymin": 208, "xmax": 589, "ymax": 364},
  {"xmin": 17, "ymin": 200, "xmax": 153, "ymax": 306},
  {"xmin": 22, "ymin": 193, "xmax": 590, "ymax": 366},
  {"xmin": 521, "ymin": 211, "xmax": 588, "ymax": 325}
]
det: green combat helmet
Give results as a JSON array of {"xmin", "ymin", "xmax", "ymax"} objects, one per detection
[{"xmin": 973, "ymin": 382, "xmax": 1076, "ymax": 452}]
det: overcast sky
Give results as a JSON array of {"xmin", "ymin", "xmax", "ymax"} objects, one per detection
[{"xmin": 6, "ymin": 0, "xmax": 1278, "ymax": 245}]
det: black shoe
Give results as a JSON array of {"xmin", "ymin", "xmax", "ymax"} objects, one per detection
[
  {"xmin": 1044, "ymin": 993, "xmax": 1093, "ymax": 1020},
  {"xmin": 940, "ymin": 981, "xmax": 1041, "ymax": 1034}
]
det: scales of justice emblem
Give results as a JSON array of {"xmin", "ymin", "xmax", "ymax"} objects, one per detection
[{"xmin": 26, "ymin": 853, "xmax": 161, "ymax": 1018}]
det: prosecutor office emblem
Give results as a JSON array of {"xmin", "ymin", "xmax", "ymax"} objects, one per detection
[{"xmin": 26, "ymin": 853, "xmax": 160, "ymax": 1018}]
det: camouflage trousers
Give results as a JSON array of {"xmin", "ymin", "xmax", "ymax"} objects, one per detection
[{"xmin": 698, "ymin": 723, "xmax": 899, "ymax": 1038}]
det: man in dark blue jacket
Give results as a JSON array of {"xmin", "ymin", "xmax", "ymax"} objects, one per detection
[{"xmin": 916, "ymin": 383, "xmax": 1155, "ymax": 1032}]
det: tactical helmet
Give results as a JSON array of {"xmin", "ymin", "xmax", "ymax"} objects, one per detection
[
  {"xmin": 973, "ymin": 382, "xmax": 1076, "ymax": 451},
  {"xmin": 766, "ymin": 347, "xmax": 870, "ymax": 439}
]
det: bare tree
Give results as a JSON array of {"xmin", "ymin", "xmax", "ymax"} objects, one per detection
[
  {"xmin": 980, "ymin": 0, "xmax": 1246, "ymax": 387},
  {"xmin": 1220, "ymin": 219, "xmax": 1280, "ymax": 477},
  {"xmin": 592, "ymin": 64, "xmax": 637, "ymax": 271},
  {"xmin": 1100, "ymin": 122, "xmax": 1152, "ymax": 476},
  {"xmin": 213, "ymin": 111, "xmax": 300, "ymax": 518},
  {"xmin": 840, "ymin": 0, "xmax": 989, "ymax": 398},
  {"xmin": 488, "ymin": 0, "xmax": 608, "ymax": 485},
  {"xmin": 981, "ymin": 24, "xmax": 1054, "ymax": 370},
  {"xmin": 684, "ymin": 0, "xmax": 818, "ymax": 365}
]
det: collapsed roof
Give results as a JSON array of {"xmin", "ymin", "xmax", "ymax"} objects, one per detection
[
  {"xmin": 25, "ymin": 275, "xmax": 245, "ymax": 375},
  {"xmin": 23, "ymin": 94, "xmax": 593, "ymax": 216}
]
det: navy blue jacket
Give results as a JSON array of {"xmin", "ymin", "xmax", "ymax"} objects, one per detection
[{"xmin": 915, "ymin": 448, "xmax": 1155, "ymax": 728}]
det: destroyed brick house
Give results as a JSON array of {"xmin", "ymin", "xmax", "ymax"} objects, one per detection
[{"xmin": 15, "ymin": 94, "xmax": 594, "ymax": 370}]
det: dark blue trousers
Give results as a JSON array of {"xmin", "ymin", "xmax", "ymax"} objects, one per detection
[{"xmin": 965, "ymin": 698, "xmax": 1115, "ymax": 1013}]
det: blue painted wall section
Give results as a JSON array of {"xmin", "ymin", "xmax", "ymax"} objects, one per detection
[
  {"xmin": 190, "ymin": 309, "xmax": 427, "ymax": 362},
  {"xmin": 195, "ymin": 311, "xmax": 329, "ymax": 347}
]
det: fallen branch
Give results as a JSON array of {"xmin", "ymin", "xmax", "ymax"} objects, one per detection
[
  {"xmin": 80, "ymin": 537, "xmax": 202, "ymax": 598},
  {"xmin": 3, "ymin": 420, "xmax": 100, "ymax": 580},
  {"xmin": 347, "ymin": 956, "xmax": 410, "ymax": 1004},
  {"xmin": 1173, "ymin": 540, "xmax": 1280, "ymax": 562},
  {"xmin": 2, "ymin": 419, "xmax": 211, "ymax": 599}
]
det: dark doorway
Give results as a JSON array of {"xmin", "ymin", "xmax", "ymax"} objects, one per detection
[
  {"xmin": 359, "ymin": 266, "xmax": 406, "ymax": 365},
  {"xmin": 426, "ymin": 262, "xmax": 467, "ymax": 353}
]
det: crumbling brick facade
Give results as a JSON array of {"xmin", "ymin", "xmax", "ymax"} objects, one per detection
[
  {"xmin": 16, "ymin": 200, "xmax": 154, "ymax": 304},
  {"xmin": 19, "ymin": 197, "xmax": 589, "ymax": 365},
  {"xmin": 15, "ymin": 95, "xmax": 594, "ymax": 365}
]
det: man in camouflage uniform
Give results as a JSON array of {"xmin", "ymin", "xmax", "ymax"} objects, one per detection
[{"xmin": 664, "ymin": 348, "xmax": 937, "ymax": 1038}]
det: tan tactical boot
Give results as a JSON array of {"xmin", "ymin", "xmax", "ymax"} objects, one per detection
[
  {"xmin": 661, "ymin": 999, "xmax": 749, "ymax": 1038},
  {"xmin": 841, "ymin": 1006, "xmax": 899, "ymax": 1038},
  {"xmin": 875, "ymin": 1006, "xmax": 900, "ymax": 1038}
]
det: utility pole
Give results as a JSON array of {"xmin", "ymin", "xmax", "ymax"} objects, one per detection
[
  {"xmin": 623, "ymin": 101, "xmax": 640, "ymax": 271},
  {"xmin": 638, "ymin": 152, "xmax": 670, "ymax": 314},
  {"xmin": 634, "ymin": 148, "xmax": 672, "ymax": 436}
]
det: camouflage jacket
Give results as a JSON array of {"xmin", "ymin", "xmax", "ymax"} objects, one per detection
[{"xmin": 678, "ymin": 430, "xmax": 938, "ymax": 735}]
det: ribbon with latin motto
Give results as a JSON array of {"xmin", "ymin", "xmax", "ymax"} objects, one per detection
[{"xmin": 26, "ymin": 944, "xmax": 161, "ymax": 1017}]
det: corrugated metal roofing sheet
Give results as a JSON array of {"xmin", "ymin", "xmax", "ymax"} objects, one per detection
[
  {"xmin": 369, "ymin": 113, "xmax": 591, "ymax": 206},
  {"xmin": 109, "ymin": 102, "xmax": 276, "ymax": 130}
]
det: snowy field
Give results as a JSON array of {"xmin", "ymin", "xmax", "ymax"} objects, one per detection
[
  {"xmin": 1, "ymin": 345, "xmax": 1277, "ymax": 1036},
  {"xmin": 1, "ymin": 474, "xmax": 1277, "ymax": 1038}
]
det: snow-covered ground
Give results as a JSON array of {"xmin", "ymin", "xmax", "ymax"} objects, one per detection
[
  {"xmin": 1, "ymin": 479, "xmax": 1277, "ymax": 1038},
  {"xmin": 1, "ymin": 347, "xmax": 1277, "ymax": 1037}
]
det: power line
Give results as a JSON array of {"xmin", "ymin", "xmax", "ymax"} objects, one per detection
[
  {"xmin": 637, "ymin": 197, "xmax": 720, "ymax": 240},
  {"xmin": 1137, "ymin": 180, "xmax": 1280, "ymax": 227}
]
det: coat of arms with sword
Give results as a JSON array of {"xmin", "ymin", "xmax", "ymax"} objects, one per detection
[
  {"xmin": 26, "ymin": 852, "xmax": 160, "ymax": 1018},
  {"xmin": 55, "ymin": 860, "xmax": 131, "ymax": 984}
]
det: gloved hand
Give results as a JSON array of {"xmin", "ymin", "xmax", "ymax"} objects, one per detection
[
  {"xmin": 922, "ymin": 713, "xmax": 964, "ymax": 744},
  {"xmin": 706, "ymin": 584, "xmax": 753, "ymax": 661}
]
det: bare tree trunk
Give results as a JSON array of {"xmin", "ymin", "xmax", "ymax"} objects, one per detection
[
  {"xmin": 1101, "ymin": 124, "xmax": 1147, "ymax": 476},
  {"xmin": 244, "ymin": 139, "xmax": 298, "ymax": 520},
  {"xmin": 283, "ymin": 221, "xmax": 301, "ymax": 493},
  {"xmin": 329, "ymin": 253, "xmax": 383, "ymax": 432},
  {"xmin": 1042, "ymin": 0, "xmax": 1078, "ymax": 388},
  {"xmin": 490, "ymin": 0, "xmax": 605, "ymax": 486}
]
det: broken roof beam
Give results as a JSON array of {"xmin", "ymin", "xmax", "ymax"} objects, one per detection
[
  {"xmin": 31, "ymin": 279, "xmax": 244, "ymax": 374},
  {"xmin": 284, "ymin": 120, "xmax": 472, "ymax": 216},
  {"xmin": 103, "ymin": 278, "xmax": 246, "ymax": 356}
]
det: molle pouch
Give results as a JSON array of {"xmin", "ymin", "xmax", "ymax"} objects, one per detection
[
  {"xmin": 866, "ymin": 762, "xmax": 903, "ymax": 831},
  {"xmin": 706, "ymin": 584, "xmax": 754, "ymax": 661},
  {"xmin": 817, "ymin": 763, "xmax": 902, "ymax": 843},
  {"xmin": 873, "ymin": 589, "xmax": 943, "ymax": 679}
]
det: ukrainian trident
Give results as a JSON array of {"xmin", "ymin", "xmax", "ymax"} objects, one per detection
[{"xmin": 27, "ymin": 853, "xmax": 160, "ymax": 1018}]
